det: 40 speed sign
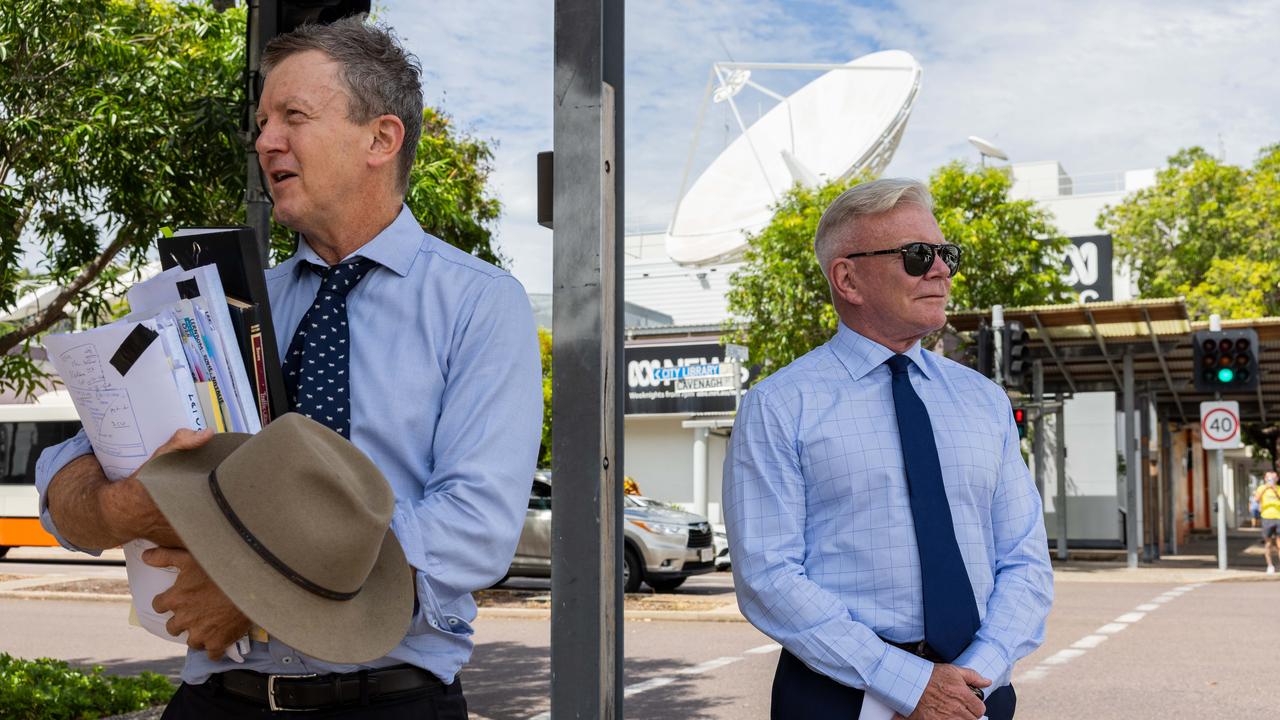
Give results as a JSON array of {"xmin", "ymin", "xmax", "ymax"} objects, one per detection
[{"xmin": 1200, "ymin": 401, "xmax": 1242, "ymax": 450}]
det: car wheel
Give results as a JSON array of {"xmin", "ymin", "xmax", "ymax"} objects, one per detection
[
  {"xmin": 0, "ymin": 546, "xmax": 8, "ymax": 559},
  {"xmin": 648, "ymin": 577, "xmax": 685, "ymax": 593},
  {"xmin": 623, "ymin": 547, "xmax": 642, "ymax": 593}
]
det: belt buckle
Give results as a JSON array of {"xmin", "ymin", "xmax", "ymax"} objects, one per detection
[
  {"xmin": 913, "ymin": 640, "xmax": 930, "ymax": 659},
  {"xmin": 268, "ymin": 673, "xmax": 318, "ymax": 712}
]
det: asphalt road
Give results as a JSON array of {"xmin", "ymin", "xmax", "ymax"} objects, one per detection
[{"xmin": 4, "ymin": 549, "xmax": 1280, "ymax": 719}]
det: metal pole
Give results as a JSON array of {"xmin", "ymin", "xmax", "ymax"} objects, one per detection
[
  {"xmin": 1123, "ymin": 350, "xmax": 1139, "ymax": 569},
  {"xmin": 693, "ymin": 426, "xmax": 709, "ymax": 519},
  {"xmin": 1213, "ymin": 392, "xmax": 1227, "ymax": 571},
  {"xmin": 551, "ymin": 0, "xmax": 623, "ymax": 715},
  {"xmin": 992, "ymin": 305, "xmax": 1005, "ymax": 387},
  {"xmin": 1055, "ymin": 401, "xmax": 1068, "ymax": 561},
  {"xmin": 245, "ymin": 0, "xmax": 273, "ymax": 265},
  {"xmin": 1032, "ymin": 360, "xmax": 1045, "ymax": 500},
  {"xmin": 1146, "ymin": 392, "xmax": 1157, "ymax": 561},
  {"xmin": 1163, "ymin": 419, "xmax": 1177, "ymax": 555}
]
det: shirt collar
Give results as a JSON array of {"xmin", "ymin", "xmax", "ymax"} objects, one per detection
[
  {"xmin": 292, "ymin": 204, "xmax": 421, "ymax": 278},
  {"xmin": 829, "ymin": 322, "xmax": 933, "ymax": 381}
]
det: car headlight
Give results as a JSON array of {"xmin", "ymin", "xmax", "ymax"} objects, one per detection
[{"xmin": 630, "ymin": 520, "xmax": 686, "ymax": 536}]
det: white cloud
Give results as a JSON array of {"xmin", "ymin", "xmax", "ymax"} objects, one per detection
[{"xmin": 384, "ymin": 0, "xmax": 1280, "ymax": 293}]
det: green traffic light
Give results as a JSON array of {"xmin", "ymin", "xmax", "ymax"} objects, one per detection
[{"xmin": 1217, "ymin": 367, "xmax": 1235, "ymax": 383}]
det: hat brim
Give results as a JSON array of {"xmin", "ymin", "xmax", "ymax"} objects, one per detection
[{"xmin": 137, "ymin": 434, "xmax": 414, "ymax": 663}]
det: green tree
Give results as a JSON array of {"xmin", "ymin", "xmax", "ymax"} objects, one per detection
[
  {"xmin": 1099, "ymin": 145, "xmax": 1280, "ymax": 317},
  {"xmin": 725, "ymin": 163, "xmax": 1073, "ymax": 379},
  {"xmin": 537, "ymin": 326, "xmax": 552, "ymax": 468},
  {"xmin": 930, "ymin": 161, "xmax": 1074, "ymax": 311},
  {"xmin": 0, "ymin": 0, "xmax": 246, "ymax": 395},
  {"xmin": 2, "ymin": 1, "xmax": 506, "ymax": 396}
]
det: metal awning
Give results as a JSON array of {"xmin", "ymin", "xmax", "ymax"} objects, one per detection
[{"xmin": 949, "ymin": 298, "xmax": 1280, "ymax": 424}]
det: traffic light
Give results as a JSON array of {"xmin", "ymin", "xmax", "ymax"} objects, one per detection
[
  {"xmin": 1002, "ymin": 321, "xmax": 1030, "ymax": 389},
  {"xmin": 976, "ymin": 326, "xmax": 995, "ymax": 379},
  {"xmin": 1013, "ymin": 407, "xmax": 1027, "ymax": 439},
  {"xmin": 263, "ymin": 1, "xmax": 371, "ymax": 39},
  {"xmin": 1193, "ymin": 329, "xmax": 1259, "ymax": 392}
]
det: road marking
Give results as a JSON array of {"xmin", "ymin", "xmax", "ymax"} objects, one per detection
[
  {"xmin": 624, "ymin": 677, "xmax": 676, "ymax": 697},
  {"xmin": 1014, "ymin": 584, "xmax": 1203, "ymax": 683},
  {"xmin": 1070, "ymin": 634, "xmax": 1109, "ymax": 649},
  {"xmin": 678, "ymin": 656, "xmax": 743, "ymax": 675},
  {"xmin": 524, "ymin": 641, "xmax": 774, "ymax": 718}
]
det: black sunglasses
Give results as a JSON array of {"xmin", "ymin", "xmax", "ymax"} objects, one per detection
[{"xmin": 844, "ymin": 242, "xmax": 962, "ymax": 277}]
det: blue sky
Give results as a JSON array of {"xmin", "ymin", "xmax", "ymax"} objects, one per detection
[{"xmin": 384, "ymin": 1, "xmax": 1280, "ymax": 294}]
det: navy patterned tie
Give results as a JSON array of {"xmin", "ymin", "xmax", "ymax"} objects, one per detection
[
  {"xmin": 283, "ymin": 258, "xmax": 376, "ymax": 438},
  {"xmin": 886, "ymin": 354, "xmax": 981, "ymax": 662}
]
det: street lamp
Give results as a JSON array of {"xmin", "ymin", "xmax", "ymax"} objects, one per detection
[{"xmin": 967, "ymin": 135, "xmax": 1008, "ymax": 167}]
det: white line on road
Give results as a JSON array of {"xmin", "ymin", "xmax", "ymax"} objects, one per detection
[
  {"xmin": 1014, "ymin": 584, "xmax": 1203, "ymax": 683},
  {"xmin": 624, "ymin": 677, "xmax": 677, "ymax": 697},
  {"xmin": 524, "ymin": 641, "xmax": 776, "ymax": 718},
  {"xmin": 678, "ymin": 656, "xmax": 743, "ymax": 675},
  {"xmin": 1070, "ymin": 635, "xmax": 1109, "ymax": 650}
]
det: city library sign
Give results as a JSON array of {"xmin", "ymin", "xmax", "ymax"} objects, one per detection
[{"xmin": 624, "ymin": 342, "xmax": 751, "ymax": 415}]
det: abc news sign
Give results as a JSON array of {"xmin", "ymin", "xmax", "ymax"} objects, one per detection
[
  {"xmin": 1064, "ymin": 234, "xmax": 1113, "ymax": 303},
  {"xmin": 625, "ymin": 342, "xmax": 751, "ymax": 415}
]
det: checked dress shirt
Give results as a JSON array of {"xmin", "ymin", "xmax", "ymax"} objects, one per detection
[{"xmin": 723, "ymin": 323, "xmax": 1053, "ymax": 717}]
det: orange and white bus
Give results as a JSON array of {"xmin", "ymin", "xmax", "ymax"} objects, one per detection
[{"xmin": 0, "ymin": 396, "xmax": 82, "ymax": 557}]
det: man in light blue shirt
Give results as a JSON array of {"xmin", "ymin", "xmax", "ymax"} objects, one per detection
[
  {"xmin": 36, "ymin": 17, "xmax": 540, "ymax": 718},
  {"xmin": 724, "ymin": 178, "xmax": 1052, "ymax": 720}
]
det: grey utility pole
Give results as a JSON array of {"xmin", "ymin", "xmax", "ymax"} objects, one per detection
[
  {"xmin": 550, "ymin": 1, "xmax": 625, "ymax": 718},
  {"xmin": 1123, "ymin": 349, "xmax": 1140, "ymax": 569},
  {"xmin": 244, "ymin": 0, "xmax": 272, "ymax": 265},
  {"xmin": 1055, "ymin": 401, "xmax": 1068, "ymax": 561}
]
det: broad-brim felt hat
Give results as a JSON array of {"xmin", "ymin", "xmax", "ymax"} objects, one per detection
[{"xmin": 138, "ymin": 412, "xmax": 413, "ymax": 663}]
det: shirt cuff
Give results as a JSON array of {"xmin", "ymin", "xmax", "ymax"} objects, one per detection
[
  {"xmin": 34, "ymin": 433, "xmax": 103, "ymax": 557},
  {"xmin": 390, "ymin": 503, "xmax": 472, "ymax": 640},
  {"xmin": 866, "ymin": 644, "xmax": 934, "ymax": 717},
  {"xmin": 954, "ymin": 638, "xmax": 1010, "ymax": 688}
]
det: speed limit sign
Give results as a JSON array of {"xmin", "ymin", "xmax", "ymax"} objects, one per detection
[{"xmin": 1200, "ymin": 401, "xmax": 1241, "ymax": 450}]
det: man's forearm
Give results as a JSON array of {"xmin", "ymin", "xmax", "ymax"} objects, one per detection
[{"xmin": 46, "ymin": 455, "xmax": 164, "ymax": 550}]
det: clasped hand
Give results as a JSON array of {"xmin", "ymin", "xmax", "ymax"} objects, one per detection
[
  {"xmin": 898, "ymin": 663, "xmax": 991, "ymax": 720},
  {"xmin": 144, "ymin": 546, "xmax": 251, "ymax": 660}
]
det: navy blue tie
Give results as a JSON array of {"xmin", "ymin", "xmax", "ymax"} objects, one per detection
[
  {"xmin": 283, "ymin": 259, "xmax": 376, "ymax": 439},
  {"xmin": 886, "ymin": 354, "xmax": 981, "ymax": 662}
]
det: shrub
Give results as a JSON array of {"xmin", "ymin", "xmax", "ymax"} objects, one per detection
[{"xmin": 0, "ymin": 653, "xmax": 175, "ymax": 720}]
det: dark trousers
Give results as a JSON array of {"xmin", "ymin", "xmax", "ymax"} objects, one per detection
[
  {"xmin": 160, "ymin": 674, "xmax": 468, "ymax": 719},
  {"xmin": 771, "ymin": 649, "xmax": 1016, "ymax": 720}
]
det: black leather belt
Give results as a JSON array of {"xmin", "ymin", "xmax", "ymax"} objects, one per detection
[
  {"xmin": 212, "ymin": 664, "xmax": 445, "ymax": 712},
  {"xmin": 881, "ymin": 637, "xmax": 947, "ymax": 663}
]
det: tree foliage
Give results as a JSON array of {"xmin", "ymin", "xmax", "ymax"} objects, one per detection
[
  {"xmin": 0, "ymin": 0, "xmax": 246, "ymax": 394},
  {"xmin": 1, "ymin": 1, "xmax": 506, "ymax": 396},
  {"xmin": 930, "ymin": 161, "xmax": 1074, "ymax": 311},
  {"xmin": 1099, "ymin": 145, "xmax": 1280, "ymax": 318},
  {"xmin": 537, "ymin": 326, "xmax": 552, "ymax": 468},
  {"xmin": 725, "ymin": 163, "xmax": 1073, "ymax": 380}
]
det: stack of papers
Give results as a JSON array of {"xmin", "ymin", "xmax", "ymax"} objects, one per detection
[{"xmin": 45, "ymin": 263, "xmax": 264, "ymax": 645}]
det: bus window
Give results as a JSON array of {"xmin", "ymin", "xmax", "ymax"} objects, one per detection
[{"xmin": 0, "ymin": 421, "xmax": 82, "ymax": 485}]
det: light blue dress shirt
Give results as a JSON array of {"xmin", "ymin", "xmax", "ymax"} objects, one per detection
[
  {"xmin": 723, "ymin": 323, "xmax": 1053, "ymax": 717},
  {"xmin": 36, "ymin": 206, "xmax": 543, "ymax": 686}
]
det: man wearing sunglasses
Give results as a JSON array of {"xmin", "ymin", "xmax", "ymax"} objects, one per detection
[{"xmin": 724, "ymin": 178, "xmax": 1052, "ymax": 720}]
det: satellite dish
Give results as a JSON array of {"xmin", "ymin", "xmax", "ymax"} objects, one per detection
[
  {"xmin": 665, "ymin": 50, "xmax": 923, "ymax": 267},
  {"xmin": 967, "ymin": 136, "xmax": 1008, "ymax": 161}
]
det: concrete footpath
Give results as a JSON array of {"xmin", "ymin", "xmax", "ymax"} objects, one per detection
[{"xmin": 4, "ymin": 527, "xmax": 1277, "ymax": 621}]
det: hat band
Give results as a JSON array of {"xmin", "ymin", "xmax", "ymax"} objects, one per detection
[{"xmin": 208, "ymin": 469, "xmax": 363, "ymax": 602}]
